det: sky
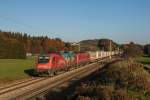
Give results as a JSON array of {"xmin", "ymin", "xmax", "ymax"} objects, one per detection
[{"xmin": 0, "ymin": 0, "xmax": 150, "ymax": 44}]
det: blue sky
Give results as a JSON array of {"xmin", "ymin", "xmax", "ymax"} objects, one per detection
[{"xmin": 0, "ymin": 0, "xmax": 150, "ymax": 44}]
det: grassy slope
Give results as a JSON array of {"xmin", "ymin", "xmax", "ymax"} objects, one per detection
[
  {"xmin": 71, "ymin": 59, "xmax": 150, "ymax": 100},
  {"xmin": 0, "ymin": 57, "xmax": 36, "ymax": 82},
  {"xmin": 133, "ymin": 57, "xmax": 150, "ymax": 100}
]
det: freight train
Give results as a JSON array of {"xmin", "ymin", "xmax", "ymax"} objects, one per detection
[{"xmin": 35, "ymin": 51, "xmax": 120, "ymax": 76}]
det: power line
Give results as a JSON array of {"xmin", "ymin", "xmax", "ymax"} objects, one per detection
[{"xmin": 0, "ymin": 15, "xmax": 53, "ymax": 35}]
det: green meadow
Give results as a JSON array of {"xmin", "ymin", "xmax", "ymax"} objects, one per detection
[
  {"xmin": 0, "ymin": 57, "xmax": 36, "ymax": 83},
  {"xmin": 136, "ymin": 56, "xmax": 150, "ymax": 69}
]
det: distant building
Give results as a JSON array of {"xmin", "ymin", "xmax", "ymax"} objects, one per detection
[{"xmin": 26, "ymin": 53, "xmax": 32, "ymax": 57}]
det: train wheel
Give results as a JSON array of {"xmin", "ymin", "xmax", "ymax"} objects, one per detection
[
  {"xmin": 34, "ymin": 72, "xmax": 39, "ymax": 77},
  {"xmin": 65, "ymin": 67, "xmax": 70, "ymax": 71},
  {"xmin": 47, "ymin": 70, "xmax": 54, "ymax": 77},
  {"xmin": 54, "ymin": 70, "xmax": 58, "ymax": 75}
]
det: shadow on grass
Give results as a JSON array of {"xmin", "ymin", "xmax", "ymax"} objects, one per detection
[{"xmin": 24, "ymin": 68, "xmax": 36, "ymax": 77}]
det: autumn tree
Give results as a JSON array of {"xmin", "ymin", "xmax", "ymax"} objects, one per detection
[
  {"xmin": 98, "ymin": 39, "xmax": 119, "ymax": 51},
  {"xmin": 122, "ymin": 42, "xmax": 143, "ymax": 58}
]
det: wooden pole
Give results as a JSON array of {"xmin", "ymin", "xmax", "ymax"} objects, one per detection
[{"xmin": 109, "ymin": 40, "xmax": 112, "ymax": 59}]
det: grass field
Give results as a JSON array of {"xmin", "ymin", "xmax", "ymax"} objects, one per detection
[
  {"xmin": 0, "ymin": 57, "xmax": 36, "ymax": 83},
  {"xmin": 136, "ymin": 56, "xmax": 150, "ymax": 68}
]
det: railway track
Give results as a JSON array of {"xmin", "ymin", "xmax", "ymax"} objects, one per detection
[
  {"xmin": 0, "ymin": 77, "xmax": 47, "ymax": 96},
  {"xmin": 0, "ymin": 58, "xmax": 116, "ymax": 100}
]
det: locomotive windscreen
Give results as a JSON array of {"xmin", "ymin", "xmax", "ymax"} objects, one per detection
[{"xmin": 38, "ymin": 56, "xmax": 49, "ymax": 64}]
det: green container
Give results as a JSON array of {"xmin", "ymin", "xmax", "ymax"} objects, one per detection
[{"xmin": 60, "ymin": 51, "xmax": 74, "ymax": 58}]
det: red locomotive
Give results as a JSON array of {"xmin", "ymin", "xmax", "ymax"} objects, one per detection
[{"xmin": 36, "ymin": 53, "xmax": 66, "ymax": 75}]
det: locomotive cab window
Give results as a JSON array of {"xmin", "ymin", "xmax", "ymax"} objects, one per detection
[{"xmin": 38, "ymin": 56, "xmax": 49, "ymax": 64}]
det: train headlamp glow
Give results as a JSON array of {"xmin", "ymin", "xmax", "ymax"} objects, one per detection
[{"xmin": 39, "ymin": 56, "xmax": 49, "ymax": 59}]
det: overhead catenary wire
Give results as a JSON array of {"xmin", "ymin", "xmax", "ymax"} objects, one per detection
[{"xmin": 0, "ymin": 15, "xmax": 55, "ymax": 36}]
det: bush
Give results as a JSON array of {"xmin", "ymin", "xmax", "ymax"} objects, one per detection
[
  {"xmin": 71, "ymin": 85, "xmax": 131, "ymax": 100},
  {"xmin": 97, "ymin": 60, "xmax": 150, "ymax": 94},
  {"xmin": 70, "ymin": 60, "xmax": 150, "ymax": 100},
  {"xmin": 144, "ymin": 44, "xmax": 150, "ymax": 56}
]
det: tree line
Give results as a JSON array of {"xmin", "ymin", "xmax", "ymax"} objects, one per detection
[
  {"xmin": 98, "ymin": 39, "xmax": 150, "ymax": 58},
  {"xmin": 121, "ymin": 42, "xmax": 150, "ymax": 58},
  {"xmin": 0, "ymin": 30, "xmax": 71, "ymax": 59}
]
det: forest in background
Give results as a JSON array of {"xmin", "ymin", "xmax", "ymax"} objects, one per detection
[{"xmin": 0, "ymin": 30, "xmax": 67, "ymax": 59}]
